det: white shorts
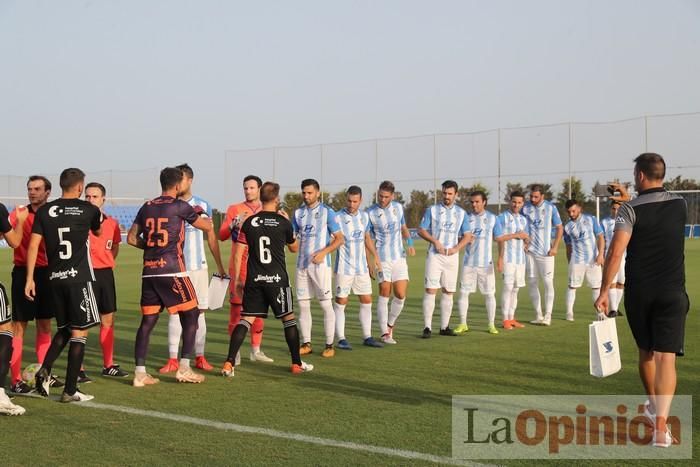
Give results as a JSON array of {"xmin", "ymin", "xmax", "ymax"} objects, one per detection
[
  {"xmin": 377, "ymin": 258, "xmax": 409, "ymax": 283},
  {"xmin": 335, "ymin": 273, "xmax": 372, "ymax": 298},
  {"xmin": 188, "ymin": 268, "xmax": 209, "ymax": 310},
  {"xmin": 611, "ymin": 256, "xmax": 626, "ymax": 285},
  {"xmin": 568, "ymin": 262, "xmax": 602, "ymax": 289},
  {"xmin": 526, "ymin": 253, "xmax": 555, "ymax": 281},
  {"xmin": 424, "ymin": 253, "xmax": 459, "ymax": 292},
  {"xmin": 502, "ymin": 263, "xmax": 526, "ymax": 288},
  {"xmin": 460, "ymin": 265, "xmax": 496, "ymax": 295},
  {"xmin": 296, "ymin": 264, "xmax": 333, "ymax": 301}
]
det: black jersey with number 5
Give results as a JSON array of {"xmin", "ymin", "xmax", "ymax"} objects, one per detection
[
  {"xmin": 237, "ymin": 212, "xmax": 294, "ymax": 288},
  {"xmin": 32, "ymin": 198, "xmax": 101, "ymax": 283}
]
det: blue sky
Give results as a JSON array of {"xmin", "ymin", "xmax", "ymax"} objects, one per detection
[{"xmin": 1, "ymin": 0, "xmax": 699, "ymax": 207}]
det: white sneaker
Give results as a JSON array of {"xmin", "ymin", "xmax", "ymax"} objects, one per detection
[
  {"xmin": 530, "ymin": 317, "xmax": 544, "ymax": 325},
  {"xmin": 654, "ymin": 427, "xmax": 674, "ymax": 448},
  {"xmin": 60, "ymin": 390, "xmax": 94, "ymax": 403},
  {"xmin": 565, "ymin": 313, "xmax": 574, "ymax": 322},
  {"xmin": 381, "ymin": 333, "xmax": 397, "ymax": 344},
  {"xmin": 133, "ymin": 371, "xmax": 160, "ymax": 388},
  {"xmin": 175, "ymin": 367, "xmax": 205, "ymax": 384},
  {"xmin": 250, "ymin": 350, "xmax": 274, "ymax": 363},
  {"xmin": 0, "ymin": 391, "xmax": 26, "ymax": 415},
  {"xmin": 643, "ymin": 399, "xmax": 656, "ymax": 427},
  {"xmin": 542, "ymin": 315, "xmax": 552, "ymax": 326}
]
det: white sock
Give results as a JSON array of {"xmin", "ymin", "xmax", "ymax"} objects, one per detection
[
  {"xmin": 501, "ymin": 284, "xmax": 513, "ymax": 322},
  {"xmin": 388, "ymin": 297, "xmax": 404, "ymax": 327},
  {"xmin": 485, "ymin": 294, "xmax": 496, "ymax": 326},
  {"xmin": 359, "ymin": 303, "xmax": 372, "ymax": 339},
  {"xmin": 528, "ymin": 277, "xmax": 543, "ymax": 319},
  {"xmin": 179, "ymin": 358, "xmax": 190, "ymax": 369},
  {"xmin": 320, "ymin": 299, "xmax": 335, "ymax": 346},
  {"xmin": 168, "ymin": 313, "xmax": 181, "ymax": 359},
  {"xmin": 592, "ymin": 288, "xmax": 600, "ymax": 304},
  {"xmin": 607, "ymin": 288, "xmax": 618, "ymax": 310},
  {"xmin": 422, "ymin": 293, "xmax": 436, "ymax": 329},
  {"xmin": 543, "ymin": 277, "xmax": 555, "ymax": 318},
  {"xmin": 195, "ymin": 312, "xmax": 206, "ymax": 356},
  {"xmin": 377, "ymin": 296, "xmax": 389, "ymax": 335},
  {"xmin": 510, "ymin": 288, "xmax": 519, "ymax": 321},
  {"xmin": 334, "ymin": 302, "xmax": 346, "ymax": 341},
  {"xmin": 135, "ymin": 365, "xmax": 146, "ymax": 374},
  {"xmin": 440, "ymin": 294, "xmax": 454, "ymax": 330},
  {"xmin": 613, "ymin": 287, "xmax": 624, "ymax": 310},
  {"xmin": 457, "ymin": 292, "xmax": 469, "ymax": 325},
  {"xmin": 298, "ymin": 300, "xmax": 312, "ymax": 343},
  {"xmin": 566, "ymin": 288, "xmax": 576, "ymax": 317},
  {"xmin": 251, "ymin": 345, "xmax": 260, "ymax": 353}
]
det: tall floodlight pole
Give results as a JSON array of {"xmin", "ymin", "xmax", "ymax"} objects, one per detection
[
  {"xmin": 568, "ymin": 122, "xmax": 573, "ymax": 199},
  {"xmin": 272, "ymin": 147, "xmax": 277, "ymax": 182},
  {"xmin": 644, "ymin": 115, "xmax": 649, "ymax": 152},
  {"xmin": 433, "ymin": 134, "xmax": 438, "ymax": 205},
  {"xmin": 320, "ymin": 144, "xmax": 324, "ymax": 204},
  {"xmin": 374, "ymin": 139, "xmax": 379, "ymax": 204},
  {"xmin": 497, "ymin": 128, "xmax": 502, "ymax": 214}
]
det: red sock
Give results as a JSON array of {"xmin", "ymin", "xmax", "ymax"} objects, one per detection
[
  {"xmin": 228, "ymin": 304, "xmax": 242, "ymax": 336},
  {"xmin": 10, "ymin": 336, "xmax": 23, "ymax": 383},
  {"xmin": 100, "ymin": 325, "xmax": 114, "ymax": 368},
  {"xmin": 36, "ymin": 330, "xmax": 52, "ymax": 364},
  {"xmin": 251, "ymin": 318, "xmax": 264, "ymax": 347}
]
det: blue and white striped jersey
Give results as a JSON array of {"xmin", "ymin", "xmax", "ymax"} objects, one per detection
[
  {"xmin": 334, "ymin": 208, "xmax": 370, "ymax": 275},
  {"xmin": 419, "ymin": 203, "xmax": 470, "ymax": 254},
  {"xmin": 182, "ymin": 194, "xmax": 211, "ymax": 271},
  {"xmin": 464, "ymin": 211, "xmax": 501, "ymax": 267},
  {"xmin": 521, "ymin": 200, "xmax": 562, "ymax": 256},
  {"xmin": 495, "ymin": 210, "xmax": 528, "ymax": 265},
  {"xmin": 600, "ymin": 216, "xmax": 615, "ymax": 256},
  {"xmin": 367, "ymin": 201, "xmax": 406, "ymax": 263},
  {"xmin": 563, "ymin": 213, "xmax": 603, "ymax": 264},
  {"xmin": 292, "ymin": 202, "xmax": 341, "ymax": 269}
]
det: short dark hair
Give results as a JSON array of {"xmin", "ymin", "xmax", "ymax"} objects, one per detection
[
  {"xmin": 441, "ymin": 180, "xmax": 458, "ymax": 191},
  {"xmin": 260, "ymin": 182, "xmax": 280, "ymax": 203},
  {"xmin": 378, "ymin": 180, "xmax": 395, "ymax": 193},
  {"xmin": 160, "ymin": 167, "xmax": 184, "ymax": 191},
  {"xmin": 176, "ymin": 163, "xmax": 194, "ymax": 179},
  {"xmin": 85, "ymin": 182, "xmax": 106, "ymax": 196},
  {"xmin": 347, "ymin": 185, "xmax": 362, "ymax": 197},
  {"xmin": 634, "ymin": 152, "xmax": 665, "ymax": 181},
  {"xmin": 565, "ymin": 199, "xmax": 580, "ymax": 209},
  {"xmin": 529, "ymin": 184, "xmax": 545, "ymax": 195},
  {"xmin": 243, "ymin": 175, "xmax": 262, "ymax": 187},
  {"xmin": 301, "ymin": 178, "xmax": 320, "ymax": 190},
  {"xmin": 610, "ymin": 199, "xmax": 622, "ymax": 206},
  {"xmin": 27, "ymin": 175, "xmax": 51, "ymax": 191},
  {"xmin": 59, "ymin": 168, "xmax": 86, "ymax": 190},
  {"xmin": 510, "ymin": 190, "xmax": 525, "ymax": 200},
  {"xmin": 470, "ymin": 190, "xmax": 487, "ymax": 202}
]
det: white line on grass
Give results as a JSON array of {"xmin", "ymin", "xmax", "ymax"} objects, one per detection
[{"xmin": 80, "ymin": 401, "xmax": 495, "ymax": 466}]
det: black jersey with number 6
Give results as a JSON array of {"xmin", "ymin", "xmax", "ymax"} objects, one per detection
[
  {"xmin": 32, "ymin": 198, "xmax": 101, "ymax": 284},
  {"xmin": 237, "ymin": 212, "xmax": 294, "ymax": 288}
]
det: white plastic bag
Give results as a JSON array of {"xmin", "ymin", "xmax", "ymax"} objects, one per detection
[
  {"xmin": 589, "ymin": 317, "xmax": 622, "ymax": 378},
  {"xmin": 207, "ymin": 274, "xmax": 230, "ymax": 310}
]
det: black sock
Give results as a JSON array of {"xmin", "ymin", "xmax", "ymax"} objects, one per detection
[
  {"xmin": 65, "ymin": 337, "xmax": 86, "ymax": 396},
  {"xmin": 283, "ymin": 319, "xmax": 302, "ymax": 365},
  {"xmin": 134, "ymin": 314, "xmax": 159, "ymax": 367},
  {"xmin": 0, "ymin": 330, "xmax": 12, "ymax": 389},
  {"xmin": 226, "ymin": 320, "xmax": 251, "ymax": 363},
  {"xmin": 42, "ymin": 327, "xmax": 71, "ymax": 373},
  {"xmin": 178, "ymin": 309, "xmax": 199, "ymax": 360}
]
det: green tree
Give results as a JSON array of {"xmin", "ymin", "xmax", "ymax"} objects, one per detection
[
  {"xmin": 556, "ymin": 177, "xmax": 587, "ymax": 205},
  {"xmin": 457, "ymin": 183, "xmax": 490, "ymax": 211},
  {"xmin": 503, "ymin": 182, "xmax": 525, "ymax": 202},
  {"xmin": 282, "ymin": 191, "xmax": 303, "ymax": 218},
  {"xmin": 329, "ymin": 190, "xmax": 347, "ymax": 211},
  {"xmin": 527, "ymin": 182, "xmax": 554, "ymax": 200},
  {"xmin": 404, "ymin": 189, "xmax": 434, "ymax": 228},
  {"xmin": 663, "ymin": 176, "xmax": 700, "ymax": 191}
]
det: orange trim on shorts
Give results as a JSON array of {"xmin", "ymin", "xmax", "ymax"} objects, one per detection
[
  {"xmin": 141, "ymin": 305, "xmax": 162, "ymax": 315},
  {"xmin": 167, "ymin": 299, "xmax": 198, "ymax": 314}
]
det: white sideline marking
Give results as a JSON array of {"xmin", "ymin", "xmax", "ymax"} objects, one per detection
[{"xmin": 80, "ymin": 401, "xmax": 494, "ymax": 466}]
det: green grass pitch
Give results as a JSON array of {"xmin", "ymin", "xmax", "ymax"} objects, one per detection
[{"xmin": 1, "ymin": 240, "xmax": 697, "ymax": 466}]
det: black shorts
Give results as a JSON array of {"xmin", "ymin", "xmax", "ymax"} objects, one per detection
[
  {"xmin": 50, "ymin": 281, "xmax": 101, "ymax": 330},
  {"xmin": 11, "ymin": 266, "xmax": 53, "ymax": 321},
  {"xmin": 0, "ymin": 283, "xmax": 11, "ymax": 325},
  {"xmin": 93, "ymin": 268, "xmax": 117, "ymax": 314},
  {"xmin": 624, "ymin": 287, "xmax": 689, "ymax": 356},
  {"xmin": 140, "ymin": 275, "xmax": 198, "ymax": 315},
  {"xmin": 242, "ymin": 286, "xmax": 293, "ymax": 319}
]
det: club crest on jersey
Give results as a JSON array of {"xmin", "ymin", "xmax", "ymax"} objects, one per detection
[
  {"xmin": 315, "ymin": 211, "xmax": 321, "ymax": 219},
  {"xmin": 48, "ymin": 205, "xmax": 62, "ymax": 217},
  {"xmin": 251, "ymin": 217, "xmax": 261, "ymax": 227}
]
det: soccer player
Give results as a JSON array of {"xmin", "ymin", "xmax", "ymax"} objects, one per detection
[
  {"xmin": 25, "ymin": 168, "xmax": 102, "ymax": 402},
  {"xmin": 601, "ymin": 199, "xmax": 625, "ymax": 317},
  {"xmin": 9, "ymin": 175, "xmax": 63, "ymax": 394},
  {"xmin": 127, "ymin": 167, "xmax": 213, "ymax": 387},
  {"xmin": 456, "ymin": 191, "xmax": 502, "ymax": 335},
  {"xmin": 595, "ymin": 153, "xmax": 689, "ymax": 448},
  {"xmin": 417, "ymin": 180, "xmax": 472, "ymax": 337},
  {"xmin": 219, "ymin": 175, "xmax": 272, "ymax": 364},
  {"xmin": 367, "ymin": 181, "xmax": 415, "ymax": 344},
  {"xmin": 221, "ymin": 182, "xmax": 312, "ymax": 377},
  {"xmin": 0, "ymin": 202, "xmax": 28, "ymax": 414},
  {"xmin": 495, "ymin": 190, "xmax": 529, "ymax": 329},
  {"xmin": 158, "ymin": 164, "xmax": 226, "ymax": 374},
  {"xmin": 562, "ymin": 199, "xmax": 604, "ymax": 321},
  {"xmin": 294, "ymin": 179, "xmax": 344, "ymax": 357},
  {"xmin": 521, "ymin": 184, "xmax": 563, "ymax": 326},
  {"xmin": 333, "ymin": 185, "xmax": 384, "ymax": 349},
  {"xmin": 78, "ymin": 182, "xmax": 128, "ymax": 382}
]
